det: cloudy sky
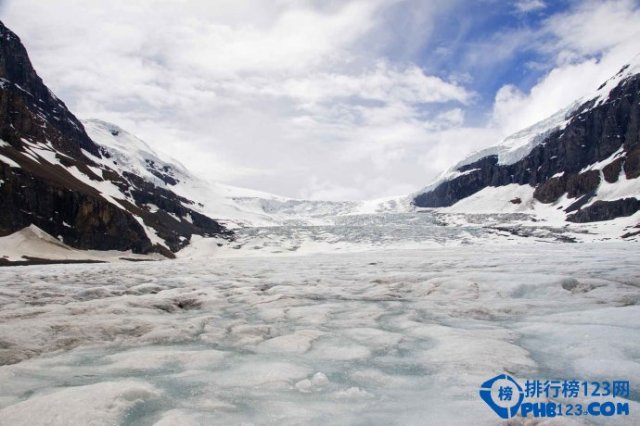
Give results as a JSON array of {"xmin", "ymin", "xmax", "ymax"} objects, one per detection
[{"xmin": 1, "ymin": 0, "xmax": 639, "ymax": 200}]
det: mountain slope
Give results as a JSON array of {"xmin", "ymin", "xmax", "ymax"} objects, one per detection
[
  {"xmin": 82, "ymin": 119, "xmax": 290, "ymax": 228},
  {"xmin": 414, "ymin": 57, "xmax": 640, "ymax": 229},
  {"xmin": 0, "ymin": 21, "xmax": 230, "ymax": 257}
]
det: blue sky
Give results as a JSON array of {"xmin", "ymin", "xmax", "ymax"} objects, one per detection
[
  {"xmin": 393, "ymin": 0, "xmax": 572, "ymax": 125},
  {"xmin": 1, "ymin": 0, "xmax": 639, "ymax": 200},
  {"xmin": 428, "ymin": 5, "xmax": 558, "ymax": 114}
]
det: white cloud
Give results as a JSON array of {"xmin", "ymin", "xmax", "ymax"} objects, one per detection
[
  {"xmin": 2, "ymin": 0, "xmax": 473, "ymax": 200},
  {"xmin": 433, "ymin": 108, "xmax": 465, "ymax": 128},
  {"xmin": 514, "ymin": 0, "xmax": 546, "ymax": 13},
  {"xmin": 1, "ymin": 0, "xmax": 639, "ymax": 201},
  {"xmin": 266, "ymin": 63, "xmax": 471, "ymax": 104},
  {"xmin": 492, "ymin": 0, "xmax": 640, "ymax": 137},
  {"xmin": 543, "ymin": 0, "xmax": 640, "ymax": 58}
]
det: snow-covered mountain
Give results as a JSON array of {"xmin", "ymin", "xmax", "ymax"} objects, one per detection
[
  {"xmin": 0, "ymin": 21, "xmax": 230, "ymax": 259},
  {"xmin": 414, "ymin": 56, "xmax": 640, "ymax": 237}
]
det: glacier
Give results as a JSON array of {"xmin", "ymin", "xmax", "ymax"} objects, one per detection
[{"xmin": 0, "ymin": 241, "xmax": 639, "ymax": 425}]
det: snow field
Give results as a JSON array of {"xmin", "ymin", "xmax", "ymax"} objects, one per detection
[{"xmin": 0, "ymin": 244, "xmax": 638, "ymax": 425}]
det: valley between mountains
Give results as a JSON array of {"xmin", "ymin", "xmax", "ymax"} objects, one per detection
[{"xmin": 0, "ymin": 17, "xmax": 638, "ymax": 426}]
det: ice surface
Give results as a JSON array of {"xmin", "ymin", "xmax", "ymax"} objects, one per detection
[
  {"xmin": 178, "ymin": 207, "xmax": 639, "ymax": 261},
  {"xmin": 0, "ymin": 244, "xmax": 639, "ymax": 425},
  {"xmin": 0, "ymin": 380, "xmax": 162, "ymax": 426}
]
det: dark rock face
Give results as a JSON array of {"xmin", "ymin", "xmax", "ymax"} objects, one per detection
[
  {"xmin": 414, "ymin": 67, "xmax": 640, "ymax": 223},
  {"xmin": 603, "ymin": 157, "xmax": 624, "ymax": 183},
  {"xmin": 0, "ymin": 162, "xmax": 152, "ymax": 253},
  {"xmin": 567, "ymin": 198, "xmax": 640, "ymax": 223},
  {"xmin": 625, "ymin": 145, "xmax": 640, "ymax": 179},
  {"xmin": 0, "ymin": 21, "xmax": 230, "ymax": 255},
  {"xmin": 414, "ymin": 156, "xmax": 501, "ymax": 207}
]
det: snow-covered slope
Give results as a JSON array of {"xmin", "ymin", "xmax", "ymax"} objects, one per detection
[
  {"xmin": 0, "ymin": 225, "xmax": 162, "ymax": 264},
  {"xmin": 84, "ymin": 119, "xmax": 411, "ymax": 228}
]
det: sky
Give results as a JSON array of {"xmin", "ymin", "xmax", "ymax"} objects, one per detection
[{"xmin": 1, "ymin": 0, "xmax": 639, "ymax": 200}]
